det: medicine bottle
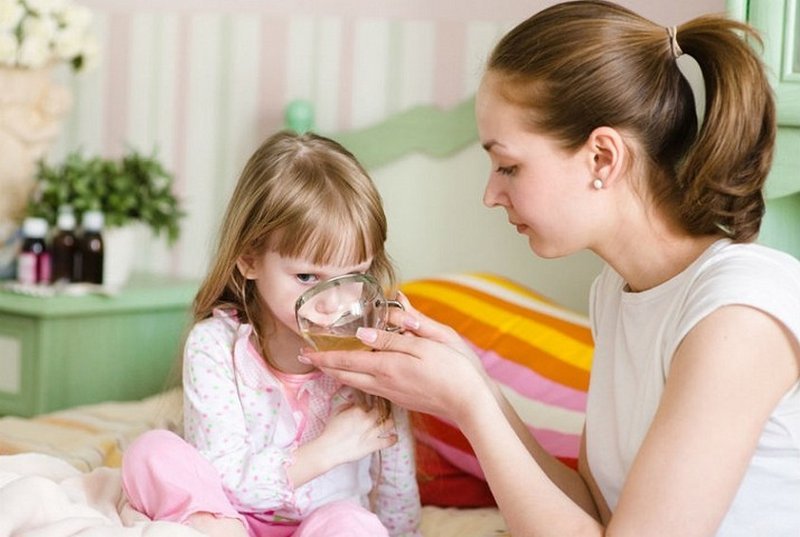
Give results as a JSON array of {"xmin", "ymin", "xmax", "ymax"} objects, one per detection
[
  {"xmin": 17, "ymin": 217, "xmax": 51, "ymax": 285},
  {"xmin": 51, "ymin": 206, "xmax": 78, "ymax": 283},
  {"xmin": 79, "ymin": 210, "xmax": 104, "ymax": 284}
]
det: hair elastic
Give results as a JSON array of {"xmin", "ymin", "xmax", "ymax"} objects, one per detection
[
  {"xmin": 666, "ymin": 26, "xmax": 683, "ymax": 58},
  {"xmin": 666, "ymin": 25, "xmax": 706, "ymax": 133}
]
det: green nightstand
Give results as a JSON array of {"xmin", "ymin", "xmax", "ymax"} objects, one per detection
[{"xmin": 0, "ymin": 275, "xmax": 198, "ymax": 417}]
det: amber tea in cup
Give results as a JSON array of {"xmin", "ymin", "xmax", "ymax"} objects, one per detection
[{"xmin": 295, "ymin": 273, "xmax": 403, "ymax": 352}]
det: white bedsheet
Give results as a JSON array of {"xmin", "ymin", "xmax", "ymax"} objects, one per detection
[{"xmin": 0, "ymin": 453, "xmax": 202, "ymax": 536}]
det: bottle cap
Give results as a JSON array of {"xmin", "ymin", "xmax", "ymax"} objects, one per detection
[
  {"xmin": 56, "ymin": 209, "xmax": 76, "ymax": 231},
  {"xmin": 82, "ymin": 210, "xmax": 104, "ymax": 232},
  {"xmin": 22, "ymin": 217, "xmax": 48, "ymax": 238}
]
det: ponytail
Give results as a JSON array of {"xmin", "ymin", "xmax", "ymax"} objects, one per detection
[{"xmin": 673, "ymin": 17, "xmax": 775, "ymax": 241}]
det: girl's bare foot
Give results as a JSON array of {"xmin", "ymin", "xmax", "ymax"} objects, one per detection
[{"xmin": 186, "ymin": 512, "xmax": 248, "ymax": 537}]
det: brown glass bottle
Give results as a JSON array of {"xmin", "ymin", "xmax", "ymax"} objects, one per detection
[
  {"xmin": 79, "ymin": 210, "xmax": 104, "ymax": 284},
  {"xmin": 51, "ymin": 207, "xmax": 78, "ymax": 283}
]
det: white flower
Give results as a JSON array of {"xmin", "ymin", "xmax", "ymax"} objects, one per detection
[
  {"xmin": 53, "ymin": 26, "xmax": 83, "ymax": 59},
  {"xmin": 0, "ymin": 0, "xmax": 24, "ymax": 32},
  {"xmin": 60, "ymin": 4, "xmax": 91, "ymax": 31},
  {"xmin": 0, "ymin": 0, "xmax": 98, "ymax": 72},
  {"xmin": 21, "ymin": 12, "xmax": 58, "ymax": 40},
  {"xmin": 17, "ymin": 32, "xmax": 50, "ymax": 68}
]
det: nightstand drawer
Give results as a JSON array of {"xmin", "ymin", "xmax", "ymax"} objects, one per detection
[{"xmin": 0, "ymin": 275, "xmax": 197, "ymax": 416}]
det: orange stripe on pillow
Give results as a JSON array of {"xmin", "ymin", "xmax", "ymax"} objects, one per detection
[
  {"xmin": 428, "ymin": 277, "xmax": 593, "ymax": 346},
  {"xmin": 402, "ymin": 282, "xmax": 591, "ymax": 390},
  {"xmin": 403, "ymin": 280, "xmax": 594, "ymax": 347},
  {"xmin": 409, "ymin": 296, "xmax": 588, "ymax": 389}
]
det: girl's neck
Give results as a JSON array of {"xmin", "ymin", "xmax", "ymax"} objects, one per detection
[{"xmin": 257, "ymin": 323, "xmax": 316, "ymax": 375}]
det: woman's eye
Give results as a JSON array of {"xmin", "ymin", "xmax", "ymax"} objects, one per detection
[
  {"xmin": 296, "ymin": 274, "xmax": 319, "ymax": 284},
  {"xmin": 496, "ymin": 165, "xmax": 518, "ymax": 176}
]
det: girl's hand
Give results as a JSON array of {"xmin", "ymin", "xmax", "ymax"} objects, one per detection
[
  {"xmin": 318, "ymin": 405, "xmax": 397, "ymax": 465},
  {"xmin": 288, "ymin": 405, "xmax": 395, "ymax": 487}
]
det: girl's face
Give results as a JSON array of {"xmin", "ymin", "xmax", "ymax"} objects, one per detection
[
  {"xmin": 475, "ymin": 75, "xmax": 599, "ymax": 258},
  {"xmin": 239, "ymin": 250, "xmax": 373, "ymax": 342}
]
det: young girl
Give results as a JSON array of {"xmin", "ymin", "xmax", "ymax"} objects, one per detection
[
  {"xmin": 304, "ymin": 2, "xmax": 800, "ymax": 536},
  {"xmin": 121, "ymin": 131, "xmax": 421, "ymax": 537}
]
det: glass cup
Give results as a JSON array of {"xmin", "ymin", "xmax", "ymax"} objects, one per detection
[{"xmin": 295, "ymin": 273, "xmax": 404, "ymax": 352}]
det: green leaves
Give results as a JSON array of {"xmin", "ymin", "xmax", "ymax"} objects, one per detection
[{"xmin": 27, "ymin": 149, "xmax": 184, "ymax": 244}]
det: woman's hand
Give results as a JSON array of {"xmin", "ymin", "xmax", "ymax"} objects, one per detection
[{"xmin": 299, "ymin": 295, "xmax": 494, "ymax": 424}]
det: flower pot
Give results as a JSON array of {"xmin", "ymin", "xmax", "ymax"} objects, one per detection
[{"xmin": 103, "ymin": 224, "xmax": 145, "ymax": 290}]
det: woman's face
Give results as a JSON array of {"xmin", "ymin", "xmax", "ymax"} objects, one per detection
[{"xmin": 476, "ymin": 74, "xmax": 599, "ymax": 258}]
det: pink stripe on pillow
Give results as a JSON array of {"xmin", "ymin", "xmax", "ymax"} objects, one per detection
[
  {"xmin": 416, "ymin": 426, "xmax": 580, "ymax": 480},
  {"xmin": 528, "ymin": 426, "xmax": 581, "ymax": 459},
  {"xmin": 472, "ymin": 344, "xmax": 588, "ymax": 412}
]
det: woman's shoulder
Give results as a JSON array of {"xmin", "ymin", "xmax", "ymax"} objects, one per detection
[
  {"xmin": 696, "ymin": 240, "xmax": 800, "ymax": 291},
  {"xmin": 687, "ymin": 241, "xmax": 800, "ymax": 334}
]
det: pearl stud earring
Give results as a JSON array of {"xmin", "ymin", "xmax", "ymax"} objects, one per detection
[{"xmin": 592, "ymin": 178, "xmax": 604, "ymax": 190}]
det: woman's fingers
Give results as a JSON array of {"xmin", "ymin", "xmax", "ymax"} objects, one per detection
[{"xmin": 387, "ymin": 300, "xmax": 463, "ymax": 346}]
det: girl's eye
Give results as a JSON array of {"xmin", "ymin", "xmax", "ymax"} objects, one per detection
[
  {"xmin": 296, "ymin": 274, "xmax": 319, "ymax": 284},
  {"xmin": 496, "ymin": 165, "xmax": 518, "ymax": 176}
]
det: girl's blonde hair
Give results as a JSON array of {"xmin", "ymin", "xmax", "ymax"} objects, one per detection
[
  {"xmin": 186, "ymin": 130, "xmax": 395, "ymax": 422},
  {"xmin": 194, "ymin": 130, "xmax": 395, "ymax": 362},
  {"xmin": 487, "ymin": 0, "xmax": 775, "ymax": 241}
]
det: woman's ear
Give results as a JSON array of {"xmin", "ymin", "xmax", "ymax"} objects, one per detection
[
  {"xmin": 587, "ymin": 126, "xmax": 627, "ymax": 187},
  {"xmin": 236, "ymin": 255, "xmax": 258, "ymax": 280}
]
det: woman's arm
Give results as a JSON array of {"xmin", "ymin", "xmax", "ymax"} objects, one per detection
[
  {"xmin": 606, "ymin": 305, "xmax": 799, "ymax": 536},
  {"xmin": 303, "ymin": 304, "xmax": 799, "ymax": 537}
]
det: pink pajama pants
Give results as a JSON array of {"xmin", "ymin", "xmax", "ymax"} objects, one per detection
[{"xmin": 121, "ymin": 429, "xmax": 389, "ymax": 537}]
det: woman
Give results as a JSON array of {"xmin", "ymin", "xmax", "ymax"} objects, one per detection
[{"xmin": 301, "ymin": 1, "xmax": 800, "ymax": 536}]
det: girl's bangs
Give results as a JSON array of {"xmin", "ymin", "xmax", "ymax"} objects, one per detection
[{"xmin": 272, "ymin": 211, "xmax": 376, "ymax": 267}]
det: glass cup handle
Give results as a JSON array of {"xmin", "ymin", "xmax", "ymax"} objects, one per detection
[{"xmin": 384, "ymin": 299, "xmax": 405, "ymax": 332}]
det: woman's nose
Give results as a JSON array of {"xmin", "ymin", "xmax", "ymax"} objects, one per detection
[{"xmin": 483, "ymin": 175, "xmax": 504, "ymax": 208}]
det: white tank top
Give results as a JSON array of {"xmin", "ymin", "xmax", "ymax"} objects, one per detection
[{"xmin": 586, "ymin": 239, "xmax": 800, "ymax": 536}]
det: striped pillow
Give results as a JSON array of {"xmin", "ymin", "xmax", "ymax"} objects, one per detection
[{"xmin": 400, "ymin": 273, "xmax": 592, "ymax": 488}]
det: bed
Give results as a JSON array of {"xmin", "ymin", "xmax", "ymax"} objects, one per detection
[{"xmin": 0, "ymin": 272, "xmax": 594, "ymax": 536}]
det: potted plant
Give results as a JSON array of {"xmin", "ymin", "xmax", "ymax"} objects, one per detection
[{"xmin": 26, "ymin": 148, "xmax": 184, "ymax": 287}]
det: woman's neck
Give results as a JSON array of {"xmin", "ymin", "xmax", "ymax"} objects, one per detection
[{"xmin": 596, "ymin": 205, "xmax": 721, "ymax": 292}]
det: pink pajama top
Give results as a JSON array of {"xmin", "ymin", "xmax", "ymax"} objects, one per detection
[{"xmin": 182, "ymin": 310, "xmax": 421, "ymax": 536}]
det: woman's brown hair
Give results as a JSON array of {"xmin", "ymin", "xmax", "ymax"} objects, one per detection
[{"xmin": 487, "ymin": 0, "xmax": 775, "ymax": 241}]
